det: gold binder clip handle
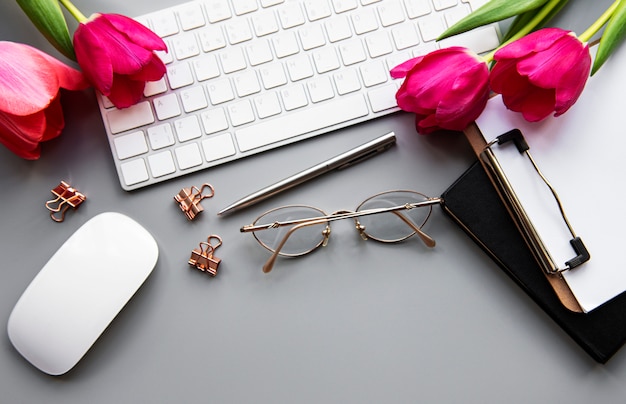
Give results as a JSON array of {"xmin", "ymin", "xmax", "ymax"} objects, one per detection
[
  {"xmin": 45, "ymin": 181, "xmax": 86, "ymax": 222},
  {"xmin": 174, "ymin": 183, "xmax": 215, "ymax": 220},
  {"xmin": 188, "ymin": 235, "xmax": 222, "ymax": 276}
]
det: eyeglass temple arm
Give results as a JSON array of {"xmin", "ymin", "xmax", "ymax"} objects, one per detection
[
  {"xmin": 391, "ymin": 211, "xmax": 436, "ymax": 248},
  {"xmin": 262, "ymin": 218, "xmax": 330, "ymax": 274}
]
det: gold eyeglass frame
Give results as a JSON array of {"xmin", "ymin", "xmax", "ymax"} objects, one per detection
[{"xmin": 240, "ymin": 190, "xmax": 443, "ymax": 273}]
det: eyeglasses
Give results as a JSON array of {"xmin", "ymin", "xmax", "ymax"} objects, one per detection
[{"xmin": 240, "ymin": 190, "xmax": 443, "ymax": 273}]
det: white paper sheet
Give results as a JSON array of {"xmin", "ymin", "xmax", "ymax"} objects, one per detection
[{"xmin": 475, "ymin": 45, "xmax": 626, "ymax": 312}]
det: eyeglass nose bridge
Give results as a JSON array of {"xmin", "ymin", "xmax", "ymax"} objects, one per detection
[{"xmin": 329, "ymin": 209, "xmax": 369, "ymax": 241}]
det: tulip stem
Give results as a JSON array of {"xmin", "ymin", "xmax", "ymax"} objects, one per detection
[
  {"xmin": 578, "ymin": 0, "xmax": 620, "ymax": 43},
  {"xmin": 58, "ymin": 0, "xmax": 88, "ymax": 23},
  {"xmin": 482, "ymin": 0, "xmax": 565, "ymax": 64}
]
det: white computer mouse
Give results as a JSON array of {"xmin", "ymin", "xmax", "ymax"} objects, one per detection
[{"xmin": 7, "ymin": 212, "xmax": 158, "ymax": 376}]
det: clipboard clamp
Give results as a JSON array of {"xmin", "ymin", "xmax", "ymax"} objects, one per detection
[{"xmin": 483, "ymin": 129, "xmax": 590, "ymax": 274}]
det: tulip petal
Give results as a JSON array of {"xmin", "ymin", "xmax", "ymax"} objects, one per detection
[
  {"xmin": 494, "ymin": 27, "xmax": 569, "ymax": 60},
  {"xmin": 0, "ymin": 109, "xmax": 47, "ymax": 159},
  {"xmin": 41, "ymin": 94, "xmax": 65, "ymax": 141},
  {"xmin": 437, "ymin": 62, "xmax": 490, "ymax": 130},
  {"xmin": 101, "ymin": 14, "xmax": 167, "ymax": 52},
  {"xmin": 74, "ymin": 24, "xmax": 114, "ymax": 94},
  {"xmin": 107, "ymin": 74, "xmax": 146, "ymax": 109},
  {"xmin": 390, "ymin": 56, "xmax": 425, "ymax": 78},
  {"xmin": 129, "ymin": 54, "xmax": 167, "ymax": 82},
  {"xmin": 0, "ymin": 42, "xmax": 62, "ymax": 116}
]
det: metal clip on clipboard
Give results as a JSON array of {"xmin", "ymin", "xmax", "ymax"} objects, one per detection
[
  {"xmin": 479, "ymin": 129, "xmax": 591, "ymax": 274},
  {"xmin": 463, "ymin": 122, "xmax": 590, "ymax": 312}
]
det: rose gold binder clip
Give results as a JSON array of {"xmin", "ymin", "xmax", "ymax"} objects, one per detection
[
  {"xmin": 174, "ymin": 183, "xmax": 215, "ymax": 220},
  {"xmin": 188, "ymin": 235, "xmax": 223, "ymax": 276},
  {"xmin": 45, "ymin": 181, "xmax": 86, "ymax": 222}
]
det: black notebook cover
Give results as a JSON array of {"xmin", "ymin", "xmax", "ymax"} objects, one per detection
[{"xmin": 441, "ymin": 161, "xmax": 626, "ymax": 363}]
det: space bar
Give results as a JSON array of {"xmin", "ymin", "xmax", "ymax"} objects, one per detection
[{"xmin": 235, "ymin": 95, "xmax": 369, "ymax": 152}]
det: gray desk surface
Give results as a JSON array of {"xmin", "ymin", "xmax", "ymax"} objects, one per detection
[{"xmin": 2, "ymin": 1, "xmax": 624, "ymax": 403}]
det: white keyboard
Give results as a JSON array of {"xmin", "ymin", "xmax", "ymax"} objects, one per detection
[{"xmin": 97, "ymin": 0, "xmax": 499, "ymax": 190}]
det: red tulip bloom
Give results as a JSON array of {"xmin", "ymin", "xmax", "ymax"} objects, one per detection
[
  {"xmin": 0, "ymin": 42, "xmax": 88, "ymax": 159},
  {"xmin": 391, "ymin": 47, "xmax": 490, "ymax": 134},
  {"xmin": 490, "ymin": 28, "xmax": 591, "ymax": 122},
  {"xmin": 73, "ymin": 13, "xmax": 167, "ymax": 109}
]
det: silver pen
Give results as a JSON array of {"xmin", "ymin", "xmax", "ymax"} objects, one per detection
[{"xmin": 217, "ymin": 132, "xmax": 396, "ymax": 216}]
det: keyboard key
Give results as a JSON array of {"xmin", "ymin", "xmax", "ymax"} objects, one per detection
[
  {"xmin": 233, "ymin": 0, "xmax": 258, "ymax": 15},
  {"xmin": 219, "ymin": 48, "xmax": 247, "ymax": 73},
  {"xmin": 261, "ymin": 0, "xmax": 285, "ymax": 6},
  {"xmin": 148, "ymin": 151, "xmax": 176, "ymax": 177},
  {"xmin": 325, "ymin": 16, "xmax": 352, "ymax": 42},
  {"xmin": 312, "ymin": 47, "xmax": 341, "ymax": 73},
  {"xmin": 272, "ymin": 32, "xmax": 300, "ymax": 58},
  {"xmin": 175, "ymin": 115, "xmax": 203, "ymax": 142},
  {"xmin": 235, "ymin": 94, "xmax": 368, "ymax": 151},
  {"xmin": 251, "ymin": 11, "xmax": 279, "ymax": 36},
  {"xmin": 234, "ymin": 71, "xmax": 262, "ymax": 97},
  {"xmin": 377, "ymin": 2, "xmax": 406, "ymax": 27},
  {"xmin": 304, "ymin": 0, "xmax": 332, "ymax": 21},
  {"xmin": 392, "ymin": 23, "xmax": 420, "ymax": 50},
  {"xmin": 172, "ymin": 33, "xmax": 200, "ymax": 60},
  {"xmin": 417, "ymin": 14, "xmax": 446, "ymax": 42},
  {"xmin": 278, "ymin": 4, "xmax": 306, "ymax": 29},
  {"xmin": 175, "ymin": 143, "xmax": 203, "ymax": 169},
  {"xmin": 351, "ymin": 9, "xmax": 379, "ymax": 34},
  {"xmin": 167, "ymin": 63, "xmax": 194, "ymax": 89},
  {"xmin": 151, "ymin": 11, "xmax": 179, "ymax": 37},
  {"xmin": 433, "ymin": 0, "xmax": 458, "ymax": 11},
  {"xmin": 359, "ymin": 60, "xmax": 388, "ymax": 87},
  {"xmin": 254, "ymin": 92, "xmax": 282, "ymax": 118},
  {"xmin": 365, "ymin": 31, "xmax": 394, "ymax": 57},
  {"xmin": 107, "ymin": 102, "xmax": 154, "ymax": 134},
  {"xmin": 367, "ymin": 82, "xmax": 398, "ymax": 112},
  {"xmin": 120, "ymin": 159, "xmax": 149, "ymax": 186},
  {"xmin": 404, "ymin": 0, "xmax": 431, "ymax": 19},
  {"xmin": 114, "ymin": 131, "xmax": 149, "ymax": 160},
  {"xmin": 299, "ymin": 24, "xmax": 326, "ymax": 50},
  {"xmin": 286, "ymin": 55, "xmax": 314, "ymax": 81},
  {"xmin": 334, "ymin": 69, "xmax": 361, "ymax": 95},
  {"xmin": 144, "ymin": 78, "xmax": 168, "ymax": 97},
  {"xmin": 147, "ymin": 124, "xmax": 175, "ymax": 150},
  {"xmin": 207, "ymin": 79, "xmax": 235, "ymax": 105},
  {"xmin": 260, "ymin": 63, "xmax": 288, "ymax": 89},
  {"xmin": 307, "ymin": 77, "xmax": 335, "ymax": 103},
  {"xmin": 205, "ymin": 0, "xmax": 232, "ymax": 23},
  {"xmin": 193, "ymin": 55, "xmax": 220, "ymax": 81},
  {"xmin": 225, "ymin": 19, "xmax": 253, "ymax": 44},
  {"xmin": 245, "ymin": 40, "xmax": 274, "ymax": 66},
  {"xmin": 178, "ymin": 3, "xmax": 206, "ymax": 30},
  {"xmin": 280, "ymin": 84, "xmax": 308, "ymax": 110},
  {"xmin": 200, "ymin": 108, "xmax": 229, "ymax": 134},
  {"xmin": 198, "ymin": 26, "xmax": 227, "ymax": 52},
  {"xmin": 332, "ymin": 0, "xmax": 358, "ymax": 13},
  {"xmin": 180, "ymin": 86, "xmax": 208, "ymax": 112},
  {"xmin": 154, "ymin": 93, "xmax": 182, "ymax": 120},
  {"xmin": 339, "ymin": 38, "xmax": 367, "ymax": 65},
  {"xmin": 227, "ymin": 100, "xmax": 256, "ymax": 126},
  {"xmin": 202, "ymin": 133, "xmax": 237, "ymax": 161}
]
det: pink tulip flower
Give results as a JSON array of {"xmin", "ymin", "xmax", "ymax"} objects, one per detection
[
  {"xmin": 490, "ymin": 27, "xmax": 591, "ymax": 122},
  {"xmin": 73, "ymin": 13, "xmax": 167, "ymax": 109},
  {"xmin": 0, "ymin": 42, "xmax": 88, "ymax": 159},
  {"xmin": 391, "ymin": 47, "xmax": 490, "ymax": 134}
]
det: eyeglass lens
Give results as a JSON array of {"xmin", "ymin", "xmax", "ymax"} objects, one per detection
[
  {"xmin": 252, "ymin": 205, "xmax": 328, "ymax": 256},
  {"xmin": 357, "ymin": 190, "xmax": 431, "ymax": 242}
]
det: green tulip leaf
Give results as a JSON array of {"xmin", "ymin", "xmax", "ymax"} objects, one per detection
[
  {"xmin": 16, "ymin": 0, "xmax": 75, "ymax": 60},
  {"xmin": 592, "ymin": 0, "xmax": 626, "ymax": 75},
  {"xmin": 438, "ymin": 0, "xmax": 549, "ymax": 40}
]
